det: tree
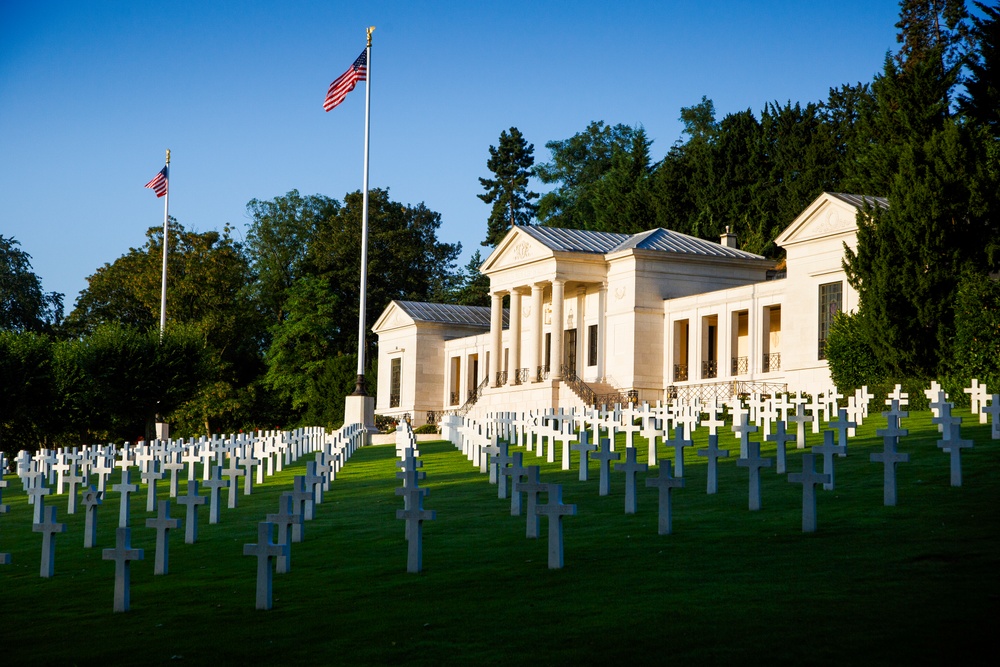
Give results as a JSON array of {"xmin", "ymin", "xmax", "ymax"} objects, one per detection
[
  {"xmin": 0, "ymin": 330, "xmax": 55, "ymax": 455},
  {"xmin": 589, "ymin": 128, "xmax": 656, "ymax": 234},
  {"xmin": 959, "ymin": 2, "xmax": 1000, "ymax": 136},
  {"xmin": 263, "ymin": 188, "xmax": 460, "ymax": 426},
  {"xmin": 844, "ymin": 3, "xmax": 994, "ymax": 378},
  {"xmin": 535, "ymin": 121, "xmax": 640, "ymax": 229},
  {"xmin": 245, "ymin": 190, "xmax": 339, "ymax": 324},
  {"xmin": 72, "ymin": 323, "xmax": 208, "ymax": 441},
  {"xmin": 478, "ymin": 127, "xmax": 538, "ymax": 247},
  {"xmin": 894, "ymin": 0, "xmax": 971, "ymax": 75},
  {"xmin": 446, "ymin": 250, "xmax": 490, "ymax": 307},
  {"xmin": 67, "ymin": 221, "xmax": 268, "ymax": 434},
  {"xmin": 0, "ymin": 235, "xmax": 63, "ymax": 333}
]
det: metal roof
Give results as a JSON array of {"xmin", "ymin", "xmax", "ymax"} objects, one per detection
[
  {"xmin": 518, "ymin": 226, "xmax": 630, "ymax": 253},
  {"xmin": 828, "ymin": 192, "xmax": 889, "ymax": 210},
  {"xmin": 516, "ymin": 225, "xmax": 765, "ymax": 260},
  {"xmin": 393, "ymin": 301, "xmax": 506, "ymax": 328},
  {"xmin": 609, "ymin": 228, "xmax": 765, "ymax": 260}
]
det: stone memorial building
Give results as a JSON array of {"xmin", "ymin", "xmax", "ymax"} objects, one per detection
[{"xmin": 373, "ymin": 192, "xmax": 885, "ymax": 426}]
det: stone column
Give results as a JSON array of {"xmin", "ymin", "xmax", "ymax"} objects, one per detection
[
  {"xmin": 597, "ymin": 282, "xmax": 607, "ymax": 382},
  {"xmin": 530, "ymin": 283, "xmax": 544, "ymax": 382},
  {"xmin": 576, "ymin": 287, "xmax": 587, "ymax": 378},
  {"xmin": 489, "ymin": 291, "xmax": 503, "ymax": 387},
  {"xmin": 550, "ymin": 279, "xmax": 565, "ymax": 381},
  {"xmin": 507, "ymin": 289, "xmax": 522, "ymax": 386}
]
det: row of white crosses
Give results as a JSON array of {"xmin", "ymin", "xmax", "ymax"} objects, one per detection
[
  {"xmin": 0, "ymin": 423, "xmax": 365, "ymax": 612},
  {"xmin": 443, "ymin": 414, "xmax": 577, "ymax": 569},
  {"xmin": 442, "ymin": 377, "xmax": 995, "ymax": 538},
  {"xmin": 240, "ymin": 423, "xmax": 366, "ymax": 611}
]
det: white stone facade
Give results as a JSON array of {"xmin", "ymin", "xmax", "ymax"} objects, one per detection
[{"xmin": 373, "ymin": 193, "xmax": 882, "ymax": 425}]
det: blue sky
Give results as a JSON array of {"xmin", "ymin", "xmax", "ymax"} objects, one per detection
[{"xmin": 0, "ymin": 0, "xmax": 903, "ymax": 306}]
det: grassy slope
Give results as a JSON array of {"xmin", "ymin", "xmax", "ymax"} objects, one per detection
[{"xmin": 0, "ymin": 409, "xmax": 996, "ymax": 666}]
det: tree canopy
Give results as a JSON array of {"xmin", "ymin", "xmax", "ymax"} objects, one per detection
[{"xmin": 478, "ymin": 127, "xmax": 538, "ymax": 247}]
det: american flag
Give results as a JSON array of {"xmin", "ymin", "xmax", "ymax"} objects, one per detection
[
  {"xmin": 324, "ymin": 49, "xmax": 367, "ymax": 112},
  {"xmin": 144, "ymin": 166, "xmax": 168, "ymax": 198}
]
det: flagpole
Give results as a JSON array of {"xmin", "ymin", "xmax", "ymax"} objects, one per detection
[
  {"xmin": 353, "ymin": 26, "xmax": 375, "ymax": 396},
  {"xmin": 159, "ymin": 148, "xmax": 171, "ymax": 338}
]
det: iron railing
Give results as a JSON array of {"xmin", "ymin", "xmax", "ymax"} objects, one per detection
[
  {"xmin": 495, "ymin": 370, "xmax": 508, "ymax": 387},
  {"xmin": 702, "ymin": 360, "xmax": 718, "ymax": 379},
  {"xmin": 673, "ymin": 364, "xmax": 688, "ymax": 382},
  {"xmin": 455, "ymin": 377, "xmax": 490, "ymax": 418},
  {"xmin": 762, "ymin": 353, "xmax": 781, "ymax": 373},
  {"xmin": 389, "ymin": 393, "xmax": 401, "ymax": 408},
  {"xmin": 731, "ymin": 356, "xmax": 748, "ymax": 375},
  {"xmin": 667, "ymin": 380, "xmax": 788, "ymax": 404},
  {"xmin": 514, "ymin": 368, "xmax": 529, "ymax": 385},
  {"xmin": 561, "ymin": 365, "xmax": 597, "ymax": 406},
  {"xmin": 450, "ymin": 392, "xmax": 459, "ymax": 406},
  {"xmin": 536, "ymin": 365, "xmax": 550, "ymax": 382}
]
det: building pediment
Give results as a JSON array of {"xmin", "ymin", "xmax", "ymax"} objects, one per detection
[
  {"xmin": 774, "ymin": 192, "xmax": 886, "ymax": 248},
  {"xmin": 480, "ymin": 227, "xmax": 554, "ymax": 273},
  {"xmin": 372, "ymin": 301, "xmax": 416, "ymax": 333}
]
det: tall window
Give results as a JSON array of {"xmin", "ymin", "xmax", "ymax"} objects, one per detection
[
  {"xmin": 588, "ymin": 324, "xmax": 598, "ymax": 366},
  {"xmin": 390, "ymin": 358, "xmax": 401, "ymax": 407},
  {"xmin": 818, "ymin": 281, "xmax": 843, "ymax": 360}
]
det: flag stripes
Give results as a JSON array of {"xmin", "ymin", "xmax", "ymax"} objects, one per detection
[
  {"xmin": 324, "ymin": 49, "xmax": 367, "ymax": 112},
  {"xmin": 144, "ymin": 166, "xmax": 168, "ymax": 198}
]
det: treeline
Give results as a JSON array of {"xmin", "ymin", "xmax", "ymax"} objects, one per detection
[
  {"xmin": 1, "ymin": 189, "xmax": 461, "ymax": 454},
  {"xmin": 479, "ymin": 0, "xmax": 1000, "ymax": 393},
  {"xmin": 2, "ymin": 1, "xmax": 998, "ymax": 455}
]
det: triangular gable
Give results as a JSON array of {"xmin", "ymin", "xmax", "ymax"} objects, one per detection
[
  {"xmin": 774, "ymin": 192, "xmax": 880, "ymax": 248},
  {"xmin": 372, "ymin": 300, "xmax": 416, "ymax": 334},
  {"xmin": 480, "ymin": 226, "xmax": 554, "ymax": 273}
]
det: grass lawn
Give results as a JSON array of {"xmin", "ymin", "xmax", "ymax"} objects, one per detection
[{"xmin": 1, "ymin": 408, "xmax": 997, "ymax": 666}]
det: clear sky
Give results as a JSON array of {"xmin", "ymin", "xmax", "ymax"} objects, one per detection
[{"xmin": 0, "ymin": 0, "xmax": 903, "ymax": 307}]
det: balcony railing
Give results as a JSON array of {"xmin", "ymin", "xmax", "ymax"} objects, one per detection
[
  {"xmin": 450, "ymin": 391, "xmax": 459, "ymax": 406},
  {"xmin": 673, "ymin": 364, "xmax": 688, "ymax": 382},
  {"xmin": 731, "ymin": 356, "xmax": 748, "ymax": 375},
  {"xmin": 495, "ymin": 370, "xmax": 508, "ymax": 387},
  {"xmin": 389, "ymin": 393, "xmax": 401, "ymax": 408},
  {"xmin": 536, "ymin": 365, "xmax": 550, "ymax": 382},
  {"xmin": 514, "ymin": 368, "xmax": 529, "ymax": 385},
  {"xmin": 702, "ymin": 360, "xmax": 718, "ymax": 379},
  {"xmin": 762, "ymin": 352, "xmax": 781, "ymax": 373}
]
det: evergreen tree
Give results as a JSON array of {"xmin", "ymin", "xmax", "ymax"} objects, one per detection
[
  {"xmin": 959, "ymin": 1, "xmax": 1000, "ymax": 136},
  {"xmin": 446, "ymin": 250, "xmax": 490, "ymax": 307},
  {"xmin": 478, "ymin": 127, "xmax": 538, "ymax": 247},
  {"xmin": 535, "ymin": 121, "xmax": 639, "ymax": 229},
  {"xmin": 844, "ymin": 2, "xmax": 992, "ymax": 379},
  {"xmin": 590, "ymin": 128, "xmax": 656, "ymax": 234}
]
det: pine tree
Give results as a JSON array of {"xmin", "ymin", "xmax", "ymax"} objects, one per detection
[
  {"xmin": 843, "ymin": 2, "xmax": 991, "ymax": 379},
  {"xmin": 478, "ymin": 127, "xmax": 538, "ymax": 247}
]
